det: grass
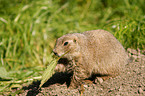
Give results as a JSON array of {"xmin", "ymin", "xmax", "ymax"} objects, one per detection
[{"xmin": 0, "ymin": 0, "xmax": 145, "ymax": 95}]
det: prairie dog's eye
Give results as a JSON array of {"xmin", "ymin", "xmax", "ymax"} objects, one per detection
[{"xmin": 63, "ymin": 42, "xmax": 68, "ymax": 46}]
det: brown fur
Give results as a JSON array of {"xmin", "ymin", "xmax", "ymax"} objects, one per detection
[{"xmin": 53, "ymin": 29, "xmax": 128, "ymax": 88}]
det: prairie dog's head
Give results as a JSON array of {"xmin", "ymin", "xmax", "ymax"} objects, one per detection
[{"xmin": 53, "ymin": 34, "xmax": 81, "ymax": 59}]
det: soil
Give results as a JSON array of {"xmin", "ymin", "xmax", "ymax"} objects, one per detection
[{"xmin": 20, "ymin": 48, "xmax": 145, "ymax": 96}]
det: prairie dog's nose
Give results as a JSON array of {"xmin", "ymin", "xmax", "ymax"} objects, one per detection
[
  {"xmin": 53, "ymin": 49, "xmax": 58, "ymax": 56},
  {"xmin": 54, "ymin": 52, "xmax": 58, "ymax": 56}
]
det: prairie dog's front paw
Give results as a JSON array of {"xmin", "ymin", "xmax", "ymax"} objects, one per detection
[{"xmin": 55, "ymin": 64, "xmax": 66, "ymax": 72}]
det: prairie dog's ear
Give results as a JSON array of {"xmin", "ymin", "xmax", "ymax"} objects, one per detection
[
  {"xmin": 73, "ymin": 39, "xmax": 77, "ymax": 43},
  {"xmin": 73, "ymin": 36, "xmax": 78, "ymax": 43}
]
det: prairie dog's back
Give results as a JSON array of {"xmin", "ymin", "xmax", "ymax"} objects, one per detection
[{"xmin": 82, "ymin": 30, "xmax": 128, "ymax": 75}]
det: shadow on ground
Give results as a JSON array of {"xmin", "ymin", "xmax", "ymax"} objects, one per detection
[
  {"xmin": 22, "ymin": 72, "xmax": 109, "ymax": 96},
  {"xmin": 22, "ymin": 72, "xmax": 71, "ymax": 96}
]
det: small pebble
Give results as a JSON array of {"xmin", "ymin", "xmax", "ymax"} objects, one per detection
[
  {"xmin": 138, "ymin": 88, "xmax": 143, "ymax": 94},
  {"xmin": 118, "ymin": 86, "xmax": 123, "ymax": 91},
  {"xmin": 83, "ymin": 85, "xmax": 88, "ymax": 88},
  {"xmin": 97, "ymin": 77, "xmax": 104, "ymax": 84}
]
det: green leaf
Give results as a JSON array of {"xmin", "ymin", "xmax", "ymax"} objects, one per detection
[
  {"xmin": 0, "ymin": 67, "xmax": 12, "ymax": 80},
  {"xmin": 39, "ymin": 59, "xmax": 57, "ymax": 88},
  {"xmin": 39, "ymin": 50, "xmax": 70, "ymax": 88}
]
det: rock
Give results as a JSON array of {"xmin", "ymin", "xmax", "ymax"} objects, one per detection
[
  {"xmin": 138, "ymin": 88, "xmax": 143, "ymax": 94},
  {"xmin": 96, "ymin": 77, "xmax": 104, "ymax": 84},
  {"xmin": 118, "ymin": 86, "xmax": 123, "ymax": 91}
]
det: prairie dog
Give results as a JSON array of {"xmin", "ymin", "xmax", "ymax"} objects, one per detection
[{"xmin": 53, "ymin": 29, "xmax": 128, "ymax": 88}]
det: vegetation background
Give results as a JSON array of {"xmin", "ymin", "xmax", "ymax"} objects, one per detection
[{"xmin": 0, "ymin": 0, "xmax": 144, "ymax": 95}]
